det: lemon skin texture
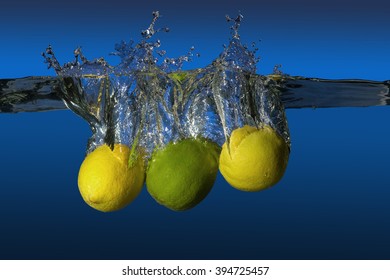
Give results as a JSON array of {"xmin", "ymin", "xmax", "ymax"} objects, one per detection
[
  {"xmin": 146, "ymin": 138, "xmax": 221, "ymax": 211},
  {"xmin": 219, "ymin": 125, "xmax": 289, "ymax": 192},
  {"xmin": 78, "ymin": 144, "xmax": 145, "ymax": 212}
]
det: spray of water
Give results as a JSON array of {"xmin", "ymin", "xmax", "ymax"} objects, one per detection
[{"xmin": 42, "ymin": 11, "xmax": 290, "ymax": 155}]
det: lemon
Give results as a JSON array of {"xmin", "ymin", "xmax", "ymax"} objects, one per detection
[
  {"xmin": 219, "ymin": 125, "xmax": 289, "ymax": 192},
  {"xmin": 146, "ymin": 138, "xmax": 221, "ymax": 211},
  {"xmin": 78, "ymin": 144, "xmax": 145, "ymax": 212}
]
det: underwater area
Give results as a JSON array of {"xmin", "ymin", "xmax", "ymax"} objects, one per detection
[{"xmin": 1, "ymin": 0, "xmax": 390, "ymax": 259}]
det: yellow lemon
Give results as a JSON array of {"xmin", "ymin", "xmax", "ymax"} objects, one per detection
[
  {"xmin": 146, "ymin": 138, "xmax": 221, "ymax": 211},
  {"xmin": 219, "ymin": 125, "xmax": 289, "ymax": 191},
  {"xmin": 78, "ymin": 144, "xmax": 145, "ymax": 212}
]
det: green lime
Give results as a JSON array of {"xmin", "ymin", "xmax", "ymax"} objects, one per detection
[{"xmin": 146, "ymin": 138, "xmax": 221, "ymax": 211}]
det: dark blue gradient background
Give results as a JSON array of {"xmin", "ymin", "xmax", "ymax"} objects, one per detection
[{"xmin": 1, "ymin": 0, "xmax": 390, "ymax": 259}]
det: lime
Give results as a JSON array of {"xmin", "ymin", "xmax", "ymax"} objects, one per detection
[
  {"xmin": 219, "ymin": 125, "xmax": 289, "ymax": 191},
  {"xmin": 78, "ymin": 144, "xmax": 145, "ymax": 212},
  {"xmin": 146, "ymin": 138, "xmax": 221, "ymax": 211}
]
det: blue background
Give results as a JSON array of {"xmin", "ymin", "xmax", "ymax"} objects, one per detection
[{"xmin": 0, "ymin": 0, "xmax": 390, "ymax": 259}]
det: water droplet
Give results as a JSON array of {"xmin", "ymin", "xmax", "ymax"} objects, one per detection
[
  {"xmin": 273, "ymin": 64, "xmax": 283, "ymax": 75},
  {"xmin": 225, "ymin": 13, "xmax": 243, "ymax": 39}
]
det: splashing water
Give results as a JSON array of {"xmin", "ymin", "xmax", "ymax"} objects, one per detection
[
  {"xmin": 42, "ymin": 12, "xmax": 197, "ymax": 154},
  {"xmin": 42, "ymin": 11, "xmax": 290, "ymax": 156},
  {"xmin": 180, "ymin": 13, "xmax": 289, "ymax": 147}
]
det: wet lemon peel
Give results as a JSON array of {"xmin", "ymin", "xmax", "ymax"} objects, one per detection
[
  {"xmin": 220, "ymin": 125, "xmax": 289, "ymax": 192},
  {"xmin": 78, "ymin": 144, "xmax": 145, "ymax": 212}
]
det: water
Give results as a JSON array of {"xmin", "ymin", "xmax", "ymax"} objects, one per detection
[
  {"xmin": 9, "ymin": 12, "xmax": 290, "ymax": 156},
  {"xmin": 1, "ymin": 7, "xmax": 390, "ymax": 260},
  {"xmin": 2, "ymin": 75, "xmax": 390, "ymax": 112}
]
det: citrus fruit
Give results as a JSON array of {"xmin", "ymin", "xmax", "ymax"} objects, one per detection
[
  {"xmin": 78, "ymin": 144, "xmax": 145, "ymax": 212},
  {"xmin": 146, "ymin": 138, "xmax": 221, "ymax": 211},
  {"xmin": 219, "ymin": 125, "xmax": 289, "ymax": 191}
]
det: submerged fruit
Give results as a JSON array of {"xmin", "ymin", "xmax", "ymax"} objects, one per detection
[
  {"xmin": 78, "ymin": 144, "xmax": 145, "ymax": 212},
  {"xmin": 219, "ymin": 125, "xmax": 289, "ymax": 192},
  {"xmin": 146, "ymin": 138, "xmax": 221, "ymax": 211}
]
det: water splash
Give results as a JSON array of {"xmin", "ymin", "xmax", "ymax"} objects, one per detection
[
  {"xmin": 219, "ymin": 13, "xmax": 259, "ymax": 73},
  {"xmin": 42, "ymin": 11, "xmax": 197, "ymax": 154},
  {"xmin": 225, "ymin": 13, "xmax": 243, "ymax": 40},
  {"xmin": 179, "ymin": 13, "xmax": 290, "ymax": 147},
  {"xmin": 141, "ymin": 11, "xmax": 169, "ymax": 39},
  {"xmin": 42, "ymin": 11, "xmax": 290, "ymax": 155}
]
